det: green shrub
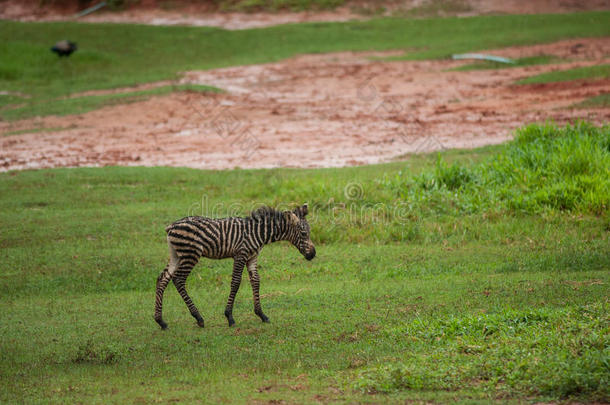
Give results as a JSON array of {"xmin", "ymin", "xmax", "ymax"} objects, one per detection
[
  {"xmin": 434, "ymin": 155, "xmax": 477, "ymax": 190},
  {"xmin": 384, "ymin": 122, "xmax": 610, "ymax": 215}
]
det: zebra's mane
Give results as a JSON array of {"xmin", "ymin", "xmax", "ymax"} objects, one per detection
[{"xmin": 250, "ymin": 206, "xmax": 284, "ymax": 222}]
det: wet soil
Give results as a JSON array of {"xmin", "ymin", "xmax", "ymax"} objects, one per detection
[
  {"xmin": 1, "ymin": 38, "xmax": 609, "ymax": 171},
  {"xmin": 3, "ymin": 0, "xmax": 609, "ymax": 30}
]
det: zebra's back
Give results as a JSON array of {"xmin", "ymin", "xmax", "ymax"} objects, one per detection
[{"xmin": 166, "ymin": 216, "xmax": 247, "ymax": 260}]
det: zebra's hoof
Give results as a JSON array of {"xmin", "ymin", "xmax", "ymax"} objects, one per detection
[
  {"xmin": 255, "ymin": 310, "xmax": 269, "ymax": 323},
  {"xmin": 225, "ymin": 310, "xmax": 235, "ymax": 326},
  {"xmin": 192, "ymin": 314, "xmax": 205, "ymax": 328},
  {"xmin": 156, "ymin": 319, "xmax": 168, "ymax": 330}
]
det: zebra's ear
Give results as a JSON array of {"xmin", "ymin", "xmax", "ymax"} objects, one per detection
[
  {"xmin": 284, "ymin": 211, "xmax": 300, "ymax": 225},
  {"xmin": 292, "ymin": 204, "xmax": 308, "ymax": 219}
]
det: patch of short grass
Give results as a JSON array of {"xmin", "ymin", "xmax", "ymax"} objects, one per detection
[
  {"xmin": 1, "ymin": 84, "xmax": 220, "ymax": 120},
  {"xmin": 2, "ymin": 126, "xmax": 73, "ymax": 137},
  {"xmin": 353, "ymin": 304, "xmax": 609, "ymax": 400},
  {"xmin": 0, "ymin": 93, "xmax": 27, "ymax": 108},
  {"xmin": 516, "ymin": 63, "xmax": 610, "ymax": 84},
  {"xmin": 573, "ymin": 92, "xmax": 610, "ymax": 108}
]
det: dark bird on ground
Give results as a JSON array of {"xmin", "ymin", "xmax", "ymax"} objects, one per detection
[{"xmin": 51, "ymin": 40, "xmax": 78, "ymax": 57}]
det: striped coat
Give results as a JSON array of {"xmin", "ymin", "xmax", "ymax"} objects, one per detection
[{"xmin": 154, "ymin": 204, "xmax": 315, "ymax": 329}]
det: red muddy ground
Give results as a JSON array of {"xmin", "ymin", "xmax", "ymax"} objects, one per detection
[
  {"xmin": 1, "ymin": 38, "xmax": 609, "ymax": 171},
  {"xmin": 3, "ymin": 0, "xmax": 609, "ymax": 30}
]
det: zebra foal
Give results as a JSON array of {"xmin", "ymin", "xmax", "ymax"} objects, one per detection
[{"xmin": 154, "ymin": 204, "xmax": 316, "ymax": 329}]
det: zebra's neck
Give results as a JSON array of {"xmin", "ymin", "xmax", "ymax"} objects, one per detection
[
  {"xmin": 272, "ymin": 217, "xmax": 286, "ymax": 243},
  {"xmin": 249, "ymin": 215, "xmax": 286, "ymax": 246},
  {"xmin": 274, "ymin": 217, "xmax": 298, "ymax": 245},
  {"xmin": 247, "ymin": 208, "xmax": 295, "ymax": 247},
  {"xmin": 265, "ymin": 215, "xmax": 293, "ymax": 245}
]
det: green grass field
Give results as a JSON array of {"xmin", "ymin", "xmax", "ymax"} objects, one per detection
[
  {"xmin": 1, "ymin": 123, "xmax": 608, "ymax": 403},
  {"xmin": 1, "ymin": 11, "xmax": 610, "ymax": 120},
  {"xmin": 1, "ymin": 83, "xmax": 220, "ymax": 121}
]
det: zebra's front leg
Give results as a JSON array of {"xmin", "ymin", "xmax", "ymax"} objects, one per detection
[
  {"xmin": 224, "ymin": 256, "xmax": 246, "ymax": 327},
  {"xmin": 154, "ymin": 267, "xmax": 173, "ymax": 330},
  {"xmin": 247, "ymin": 257, "xmax": 269, "ymax": 323}
]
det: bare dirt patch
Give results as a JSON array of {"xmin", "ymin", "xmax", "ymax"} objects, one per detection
[
  {"xmin": 3, "ymin": 0, "xmax": 609, "ymax": 30},
  {"xmin": 0, "ymin": 0, "xmax": 359, "ymax": 29},
  {"xmin": 1, "ymin": 39, "xmax": 609, "ymax": 172}
]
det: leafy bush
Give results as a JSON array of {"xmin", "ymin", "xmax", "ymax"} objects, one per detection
[{"xmin": 433, "ymin": 155, "xmax": 477, "ymax": 190}]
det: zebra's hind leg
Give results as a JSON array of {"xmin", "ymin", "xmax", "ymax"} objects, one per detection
[
  {"xmin": 225, "ymin": 256, "xmax": 246, "ymax": 327},
  {"xmin": 173, "ymin": 260, "xmax": 204, "ymax": 328},
  {"xmin": 154, "ymin": 266, "xmax": 172, "ymax": 330},
  {"xmin": 154, "ymin": 241, "xmax": 180, "ymax": 330}
]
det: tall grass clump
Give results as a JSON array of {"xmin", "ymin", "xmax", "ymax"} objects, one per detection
[{"xmin": 383, "ymin": 122, "xmax": 610, "ymax": 216}]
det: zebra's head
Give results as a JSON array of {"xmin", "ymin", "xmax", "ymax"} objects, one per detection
[{"xmin": 285, "ymin": 203, "xmax": 316, "ymax": 261}]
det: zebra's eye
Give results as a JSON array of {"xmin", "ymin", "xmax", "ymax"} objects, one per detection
[{"xmin": 299, "ymin": 223, "xmax": 310, "ymax": 238}]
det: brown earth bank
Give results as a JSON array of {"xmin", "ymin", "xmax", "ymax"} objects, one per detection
[
  {"xmin": 1, "ymin": 38, "xmax": 609, "ymax": 171},
  {"xmin": 2, "ymin": 0, "xmax": 610, "ymax": 29}
]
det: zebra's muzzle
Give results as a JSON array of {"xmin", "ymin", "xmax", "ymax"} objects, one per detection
[{"xmin": 305, "ymin": 247, "xmax": 316, "ymax": 261}]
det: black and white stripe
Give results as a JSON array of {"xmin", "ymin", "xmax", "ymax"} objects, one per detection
[{"xmin": 154, "ymin": 204, "xmax": 315, "ymax": 329}]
